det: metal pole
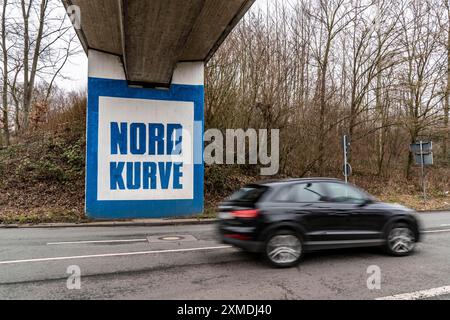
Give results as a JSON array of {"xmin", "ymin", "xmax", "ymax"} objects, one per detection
[
  {"xmin": 420, "ymin": 141, "xmax": 426, "ymax": 201},
  {"xmin": 343, "ymin": 135, "xmax": 348, "ymax": 183}
]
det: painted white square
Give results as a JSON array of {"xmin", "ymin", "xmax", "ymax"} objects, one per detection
[{"xmin": 97, "ymin": 96, "xmax": 194, "ymax": 201}]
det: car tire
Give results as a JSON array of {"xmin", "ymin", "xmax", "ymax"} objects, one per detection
[
  {"xmin": 384, "ymin": 223, "xmax": 416, "ymax": 256},
  {"xmin": 264, "ymin": 229, "xmax": 304, "ymax": 268}
]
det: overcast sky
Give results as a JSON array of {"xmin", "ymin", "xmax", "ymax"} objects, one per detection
[{"xmin": 60, "ymin": 51, "xmax": 87, "ymax": 92}]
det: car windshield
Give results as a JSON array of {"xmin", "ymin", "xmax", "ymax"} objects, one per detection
[{"xmin": 228, "ymin": 185, "xmax": 268, "ymax": 202}]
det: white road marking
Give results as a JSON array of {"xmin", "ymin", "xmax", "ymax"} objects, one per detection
[
  {"xmin": 0, "ymin": 246, "xmax": 233, "ymax": 265},
  {"xmin": 47, "ymin": 239, "xmax": 148, "ymax": 245},
  {"xmin": 423, "ymin": 229, "xmax": 450, "ymax": 234},
  {"xmin": 376, "ymin": 285, "xmax": 450, "ymax": 300}
]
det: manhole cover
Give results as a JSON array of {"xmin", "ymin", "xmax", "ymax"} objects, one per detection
[
  {"xmin": 159, "ymin": 236, "xmax": 185, "ymax": 241},
  {"xmin": 147, "ymin": 235, "xmax": 197, "ymax": 243}
]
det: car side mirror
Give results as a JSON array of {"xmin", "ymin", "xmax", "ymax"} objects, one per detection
[{"xmin": 319, "ymin": 196, "xmax": 332, "ymax": 202}]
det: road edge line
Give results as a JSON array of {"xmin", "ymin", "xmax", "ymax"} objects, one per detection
[
  {"xmin": 0, "ymin": 246, "xmax": 234, "ymax": 265},
  {"xmin": 376, "ymin": 285, "xmax": 450, "ymax": 300}
]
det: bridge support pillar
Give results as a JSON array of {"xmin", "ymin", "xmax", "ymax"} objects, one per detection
[{"xmin": 85, "ymin": 50, "xmax": 204, "ymax": 219}]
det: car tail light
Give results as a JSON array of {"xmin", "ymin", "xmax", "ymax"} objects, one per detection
[
  {"xmin": 230, "ymin": 209, "xmax": 260, "ymax": 218},
  {"xmin": 224, "ymin": 234, "xmax": 251, "ymax": 241}
]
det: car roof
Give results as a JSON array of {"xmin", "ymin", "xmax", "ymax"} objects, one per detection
[{"xmin": 251, "ymin": 177, "xmax": 343, "ymax": 187}]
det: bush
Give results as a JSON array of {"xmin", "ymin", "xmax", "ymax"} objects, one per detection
[{"xmin": 0, "ymin": 93, "xmax": 87, "ymax": 223}]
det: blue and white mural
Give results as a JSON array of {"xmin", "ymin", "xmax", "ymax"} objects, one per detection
[{"xmin": 86, "ymin": 50, "xmax": 204, "ymax": 219}]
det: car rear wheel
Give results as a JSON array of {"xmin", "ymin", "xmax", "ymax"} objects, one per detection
[
  {"xmin": 264, "ymin": 230, "xmax": 303, "ymax": 268},
  {"xmin": 385, "ymin": 223, "xmax": 416, "ymax": 256}
]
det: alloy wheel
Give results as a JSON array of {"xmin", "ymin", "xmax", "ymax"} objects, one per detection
[
  {"xmin": 266, "ymin": 234, "xmax": 302, "ymax": 265},
  {"xmin": 388, "ymin": 227, "xmax": 415, "ymax": 254}
]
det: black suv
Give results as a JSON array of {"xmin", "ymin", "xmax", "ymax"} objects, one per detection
[{"xmin": 218, "ymin": 178, "xmax": 422, "ymax": 268}]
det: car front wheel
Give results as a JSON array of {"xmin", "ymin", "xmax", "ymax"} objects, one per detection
[
  {"xmin": 385, "ymin": 223, "xmax": 416, "ymax": 256},
  {"xmin": 264, "ymin": 230, "xmax": 303, "ymax": 268}
]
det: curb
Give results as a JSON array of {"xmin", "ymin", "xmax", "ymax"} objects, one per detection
[
  {"xmin": 0, "ymin": 218, "xmax": 217, "ymax": 229},
  {"xmin": 417, "ymin": 210, "xmax": 450, "ymax": 213},
  {"xmin": 1, "ymin": 210, "xmax": 448, "ymax": 229}
]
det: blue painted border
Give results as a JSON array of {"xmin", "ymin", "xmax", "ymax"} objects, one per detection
[{"xmin": 86, "ymin": 77, "xmax": 204, "ymax": 219}]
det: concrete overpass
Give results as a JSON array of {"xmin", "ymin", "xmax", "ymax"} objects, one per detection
[
  {"xmin": 63, "ymin": 0, "xmax": 255, "ymax": 86},
  {"xmin": 63, "ymin": 0, "xmax": 255, "ymax": 219}
]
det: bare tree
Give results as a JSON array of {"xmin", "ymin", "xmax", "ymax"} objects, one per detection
[
  {"xmin": 307, "ymin": 0, "xmax": 355, "ymax": 174},
  {"xmin": 1, "ymin": 0, "xmax": 10, "ymax": 145},
  {"xmin": 399, "ymin": 0, "xmax": 446, "ymax": 178},
  {"xmin": 0, "ymin": 0, "xmax": 81, "ymax": 135},
  {"xmin": 21, "ymin": 0, "xmax": 48, "ymax": 130},
  {"xmin": 441, "ymin": 0, "xmax": 450, "ymax": 162}
]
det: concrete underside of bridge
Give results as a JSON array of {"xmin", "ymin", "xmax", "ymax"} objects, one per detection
[{"xmin": 63, "ymin": 0, "xmax": 255, "ymax": 86}]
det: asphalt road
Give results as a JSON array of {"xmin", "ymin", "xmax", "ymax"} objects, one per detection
[{"xmin": 0, "ymin": 211, "xmax": 450, "ymax": 300}]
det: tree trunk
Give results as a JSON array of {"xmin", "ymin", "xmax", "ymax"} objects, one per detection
[
  {"xmin": 21, "ymin": 0, "xmax": 30, "ymax": 129},
  {"xmin": 375, "ymin": 67, "xmax": 384, "ymax": 175},
  {"xmin": 1, "ymin": 0, "xmax": 10, "ymax": 146},
  {"xmin": 318, "ymin": 39, "xmax": 331, "ymax": 175},
  {"xmin": 443, "ymin": 18, "xmax": 450, "ymax": 163},
  {"xmin": 21, "ymin": 0, "xmax": 47, "ymax": 130}
]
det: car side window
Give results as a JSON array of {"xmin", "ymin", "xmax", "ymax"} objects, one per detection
[
  {"xmin": 288, "ymin": 183, "xmax": 326, "ymax": 203},
  {"xmin": 272, "ymin": 186, "xmax": 291, "ymax": 202},
  {"xmin": 323, "ymin": 182, "xmax": 368, "ymax": 204}
]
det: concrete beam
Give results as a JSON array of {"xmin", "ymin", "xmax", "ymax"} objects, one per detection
[
  {"xmin": 63, "ymin": 0, "xmax": 255, "ymax": 86},
  {"xmin": 63, "ymin": 0, "xmax": 122, "ymax": 55},
  {"xmin": 179, "ymin": 0, "xmax": 256, "ymax": 62},
  {"xmin": 124, "ymin": 0, "xmax": 206, "ymax": 85}
]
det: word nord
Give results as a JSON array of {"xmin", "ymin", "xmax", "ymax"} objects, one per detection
[{"xmin": 111, "ymin": 122, "xmax": 183, "ymax": 156}]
